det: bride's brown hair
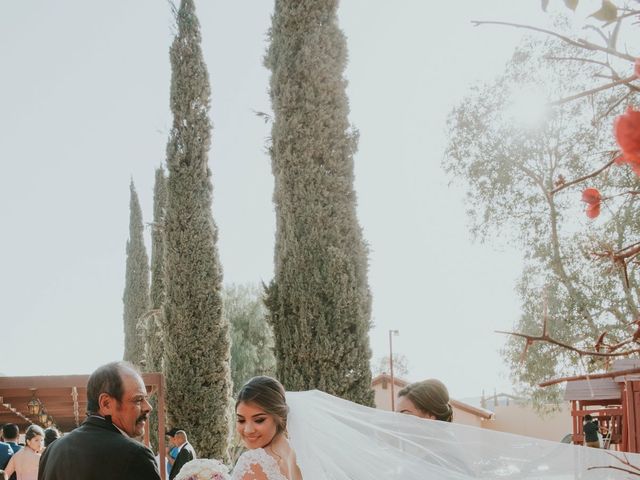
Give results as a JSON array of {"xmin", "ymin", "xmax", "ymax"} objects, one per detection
[
  {"xmin": 398, "ymin": 378, "xmax": 453, "ymax": 422},
  {"xmin": 236, "ymin": 376, "xmax": 289, "ymax": 434}
]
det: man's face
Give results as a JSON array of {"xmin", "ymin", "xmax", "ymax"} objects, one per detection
[{"xmin": 110, "ymin": 369, "xmax": 152, "ymax": 438}]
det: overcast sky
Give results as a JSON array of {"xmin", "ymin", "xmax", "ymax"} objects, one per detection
[{"xmin": 0, "ymin": 1, "xmax": 558, "ymax": 399}]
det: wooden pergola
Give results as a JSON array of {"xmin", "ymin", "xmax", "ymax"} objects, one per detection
[
  {"xmin": 564, "ymin": 359, "xmax": 640, "ymax": 453},
  {"xmin": 0, "ymin": 372, "xmax": 168, "ymax": 480}
]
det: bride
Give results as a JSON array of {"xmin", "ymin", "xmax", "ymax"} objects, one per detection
[
  {"xmin": 233, "ymin": 377, "xmax": 640, "ymax": 479},
  {"xmin": 232, "ymin": 376, "xmax": 303, "ymax": 480}
]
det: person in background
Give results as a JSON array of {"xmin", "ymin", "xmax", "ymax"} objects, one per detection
[
  {"xmin": 583, "ymin": 414, "xmax": 600, "ymax": 448},
  {"xmin": 3, "ymin": 425, "xmax": 44, "ymax": 480},
  {"xmin": 396, "ymin": 379, "xmax": 453, "ymax": 422},
  {"xmin": 1, "ymin": 426, "xmax": 21, "ymax": 455},
  {"xmin": 167, "ymin": 430, "xmax": 196, "ymax": 480},
  {"xmin": 1, "ymin": 425, "xmax": 21, "ymax": 480},
  {"xmin": 164, "ymin": 428, "xmax": 180, "ymax": 477},
  {"xmin": 0, "ymin": 436, "xmax": 12, "ymax": 476},
  {"xmin": 42, "ymin": 430, "xmax": 59, "ymax": 449}
]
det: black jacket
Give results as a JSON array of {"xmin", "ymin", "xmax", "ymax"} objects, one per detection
[
  {"xmin": 38, "ymin": 416, "xmax": 160, "ymax": 480},
  {"xmin": 169, "ymin": 442, "xmax": 196, "ymax": 480}
]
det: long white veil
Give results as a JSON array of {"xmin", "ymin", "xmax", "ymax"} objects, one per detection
[{"xmin": 286, "ymin": 390, "xmax": 640, "ymax": 479}]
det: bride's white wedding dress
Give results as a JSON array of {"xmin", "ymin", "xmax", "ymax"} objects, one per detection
[
  {"xmin": 232, "ymin": 448, "xmax": 288, "ymax": 480},
  {"xmin": 283, "ymin": 390, "xmax": 640, "ymax": 479}
]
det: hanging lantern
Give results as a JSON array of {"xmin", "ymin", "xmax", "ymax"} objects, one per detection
[
  {"xmin": 27, "ymin": 390, "xmax": 42, "ymax": 416},
  {"xmin": 38, "ymin": 408, "xmax": 48, "ymax": 425}
]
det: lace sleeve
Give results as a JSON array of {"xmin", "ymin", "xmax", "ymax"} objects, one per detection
[{"xmin": 231, "ymin": 449, "xmax": 284, "ymax": 480}]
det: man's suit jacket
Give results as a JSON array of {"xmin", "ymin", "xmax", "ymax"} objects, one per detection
[
  {"xmin": 38, "ymin": 416, "xmax": 160, "ymax": 480},
  {"xmin": 169, "ymin": 442, "xmax": 196, "ymax": 480}
]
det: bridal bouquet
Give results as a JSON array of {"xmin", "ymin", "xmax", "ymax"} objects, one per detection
[{"xmin": 173, "ymin": 459, "xmax": 230, "ymax": 480}]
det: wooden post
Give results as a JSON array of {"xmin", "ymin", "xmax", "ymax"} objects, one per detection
[
  {"xmin": 626, "ymin": 380, "xmax": 636, "ymax": 452},
  {"xmin": 571, "ymin": 400, "xmax": 578, "ymax": 444},
  {"xmin": 158, "ymin": 374, "xmax": 166, "ymax": 480},
  {"xmin": 633, "ymin": 382, "xmax": 640, "ymax": 454}
]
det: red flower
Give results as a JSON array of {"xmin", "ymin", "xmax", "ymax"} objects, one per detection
[
  {"xmin": 586, "ymin": 203, "xmax": 600, "ymax": 219},
  {"xmin": 582, "ymin": 188, "xmax": 601, "ymax": 205},
  {"xmin": 581, "ymin": 188, "xmax": 601, "ymax": 219},
  {"xmin": 635, "ymin": 58, "xmax": 640, "ymax": 78},
  {"xmin": 614, "ymin": 106, "xmax": 640, "ymax": 175}
]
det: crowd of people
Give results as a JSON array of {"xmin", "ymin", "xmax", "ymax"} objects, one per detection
[
  {"xmin": 0, "ymin": 423, "xmax": 60, "ymax": 480},
  {"xmin": 0, "ymin": 360, "xmax": 612, "ymax": 480}
]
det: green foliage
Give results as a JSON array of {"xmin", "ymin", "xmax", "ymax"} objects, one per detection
[
  {"xmin": 225, "ymin": 284, "xmax": 276, "ymax": 394},
  {"xmin": 445, "ymin": 35, "xmax": 640, "ymax": 405},
  {"xmin": 590, "ymin": 0, "xmax": 618, "ymax": 22},
  {"xmin": 145, "ymin": 166, "xmax": 167, "ymax": 451},
  {"xmin": 145, "ymin": 167, "xmax": 167, "ymax": 374},
  {"xmin": 264, "ymin": 0, "xmax": 374, "ymax": 405},
  {"xmin": 542, "ymin": 0, "xmax": 620, "ymax": 20},
  {"xmin": 122, "ymin": 181, "xmax": 150, "ymax": 367},
  {"xmin": 162, "ymin": 0, "xmax": 231, "ymax": 459},
  {"xmin": 564, "ymin": 0, "xmax": 579, "ymax": 11}
]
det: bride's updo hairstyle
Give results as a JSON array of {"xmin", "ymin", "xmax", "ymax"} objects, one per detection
[
  {"xmin": 398, "ymin": 378, "xmax": 453, "ymax": 422},
  {"xmin": 236, "ymin": 376, "xmax": 289, "ymax": 434}
]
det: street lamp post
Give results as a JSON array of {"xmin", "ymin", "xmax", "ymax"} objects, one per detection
[{"xmin": 389, "ymin": 329, "xmax": 399, "ymax": 411}]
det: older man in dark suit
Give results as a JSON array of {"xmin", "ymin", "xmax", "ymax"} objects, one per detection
[
  {"xmin": 38, "ymin": 361, "xmax": 160, "ymax": 480},
  {"xmin": 168, "ymin": 430, "xmax": 196, "ymax": 480}
]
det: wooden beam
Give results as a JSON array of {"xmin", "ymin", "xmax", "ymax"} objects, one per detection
[{"xmin": 0, "ymin": 375, "xmax": 89, "ymax": 389}]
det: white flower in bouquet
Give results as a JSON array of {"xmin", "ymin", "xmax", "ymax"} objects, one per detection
[{"xmin": 173, "ymin": 459, "xmax": 230, "ymax": 480}]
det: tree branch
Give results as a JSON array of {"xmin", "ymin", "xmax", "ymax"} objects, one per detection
[
  {"xmin": 545, "ymin": 55, "xmax": 610, "ymax": 69},
  {"xmin": 550, "ymin": 157, "xmax": 617, "ymax": 195},
  {"xmin": 496, "ymin": 329, "xmax": 640, "ymax": 358},
  {"xmin": 471, "ymin": 21, "xmax": 636, "ymax": 62},
  {"xmin": 550, "ymin": 76, "xmax": 637, "ymax": 106}
]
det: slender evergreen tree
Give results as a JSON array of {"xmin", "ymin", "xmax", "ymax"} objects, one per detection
[
  {"xmin": 122, "ymin": 181, "xmax": 150, "ymax": 367},
  {"xmin": 145, "ymin": 166, "xmax": 167, "ymax": 451},
  {"xmin": 146, "ymin": 166, "xmax": 167, "ymax": 374},
  {"xmin": 264, "ymin": 0, "xmax": 374, "ymax": 405},
  {"xmin": 162, "ymin": 0, "xmax": 230, "ymax": 458}
]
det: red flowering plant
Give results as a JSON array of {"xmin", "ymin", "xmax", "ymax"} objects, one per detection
[
  {"xmin": 581, "ymin": 187, "xmax": 601, "ymax": 219},
  {"xmin": 614, "ymin": 107, "xmax": 640, "ymax": 176}
]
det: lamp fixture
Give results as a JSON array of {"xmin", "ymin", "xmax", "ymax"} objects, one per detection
[
  {"xmin": 27, "ymin": 390, "xmax": 42, "ymax": 416},
  {"xmin": 38, "ymin": 408, "xmax": 48, "ymax": 425}
]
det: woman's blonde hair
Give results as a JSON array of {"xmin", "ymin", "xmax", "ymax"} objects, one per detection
[{"xmin": 398, "ymin": 378, "xmax": 453, "ymax": 422}]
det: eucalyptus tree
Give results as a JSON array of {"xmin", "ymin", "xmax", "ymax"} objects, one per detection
[
  {"xmin": 225, "ymin": 284, "xmax": 276, "ymax": 394},
  {"xmin": 445, "ymin": 36, "xmax": 640, "ymax": 404}
]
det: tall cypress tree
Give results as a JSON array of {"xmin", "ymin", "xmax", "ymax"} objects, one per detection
[
  {"xmin": 145, "ymin": 166, "xmax": 167, "ymax": 451},
  {"xmin": 123, "ymin": 181, "xmax": 150, "ymax": 367},
  {"xmin": 162, "ymin": 0, "xmax": 230, "ymax": 458},
  {"xmin": 146, "ymin": 166, "xmax": 167, "ymax": 374},
  {"xmin": 264, "ymin": 0, "xmax": 374, "ymax": 405}
]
